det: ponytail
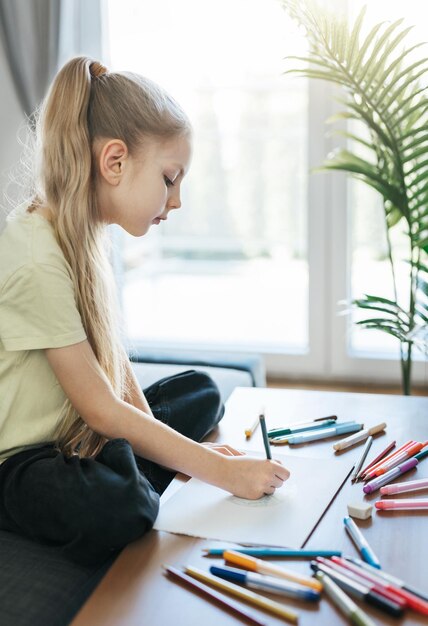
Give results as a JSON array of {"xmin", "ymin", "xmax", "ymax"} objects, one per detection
[{"xmin": 29, "ymin": 56, "xmax": 190, "ymax": 457}]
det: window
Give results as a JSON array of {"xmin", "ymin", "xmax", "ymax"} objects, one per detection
[
  {"xmin": 107, "ymin": 0, "xmax": 309, "ymax": 354},
  {"xmin": 107, "ymin": 0, "xmax": 427, "ymax": 386}
]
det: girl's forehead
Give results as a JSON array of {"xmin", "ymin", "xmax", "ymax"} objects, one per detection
[{"xmin": 154, "ymin": 135, "xmax": 192, "ymax": 171}]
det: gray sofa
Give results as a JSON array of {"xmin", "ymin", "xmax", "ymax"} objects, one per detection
[{"xmin": 1, "ymin": 349, "xmax": 265, "ymax": 626}]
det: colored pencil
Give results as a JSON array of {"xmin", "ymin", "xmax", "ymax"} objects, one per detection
[
  {"xmin": 203, "ymin": 547, "xmax": 342, "ymax": 557},
  {"xmin": 351, "ymin": 436, "xmax": 373, "ymax": 482},
  {"xmin": 356, "ymin": 440, "xmax": 396, "ymax": 480},
  {"xmin": 164, "ymin": 565, "xmax": 268, "ymax": 626},
  {"xmin": 245, "ymin": 415, "xmax": 260, "ymax": 439},
  {"xmin": 185, "ymin": 565, "xmax": 299, "ymax": 623}
]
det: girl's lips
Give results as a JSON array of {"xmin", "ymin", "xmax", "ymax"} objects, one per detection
[{"xmin": 152, "ymin": 217, "xmax": 167, "ymax": 224}]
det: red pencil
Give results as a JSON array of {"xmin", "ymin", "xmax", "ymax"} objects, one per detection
[{"xmin": 164, "ymin": 565, "xmax": 268, "ymax": 626}]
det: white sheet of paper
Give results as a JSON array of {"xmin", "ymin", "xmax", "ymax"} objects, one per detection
[{"xmin": 154, "ymin": 452, "xmax": 351, "ymax": 547}]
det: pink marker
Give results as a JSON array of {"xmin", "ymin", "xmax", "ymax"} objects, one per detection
[
  {"xmin": 380, "ymin": 478, "xmax": 428, "ymax": 495},
  {"xmin": 376, "ymin": 499, "xmax": 428, "ymax": 511}
]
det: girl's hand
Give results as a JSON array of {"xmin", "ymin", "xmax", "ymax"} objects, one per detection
[
  {"xmin": 220, "ymin": 455, "xmax": 290, "ymax": 500},
  {"xmin": 201, "ymin": 442, "xmax": 244, "ymax": 457}
]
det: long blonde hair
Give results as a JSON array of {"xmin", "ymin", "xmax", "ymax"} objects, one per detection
[{"xmin": 29, "ymin": 56, "xmax": 190, "ymax": 457}]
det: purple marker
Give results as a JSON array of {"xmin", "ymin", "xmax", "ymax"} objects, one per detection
[{"xmin": 363, "ymin": 458, "xmax": 418, "ymax": 494}]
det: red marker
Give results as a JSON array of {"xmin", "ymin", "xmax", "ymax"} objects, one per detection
[
  {"xmin": 331, "ymin": 557, "xmax": 428, "ymax": 616},
  {"xmin": 315, "ymin": 558, "xmax": 406, "ymax": 608}
]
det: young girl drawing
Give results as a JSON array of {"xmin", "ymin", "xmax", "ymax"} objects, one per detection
[{"xmin": 0, "ymin": 57, "xmax": 290, "ymax": 565}]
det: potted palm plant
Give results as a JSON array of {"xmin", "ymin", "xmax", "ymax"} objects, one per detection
[{"xmin": 282, "ymin": 0, "xmax": 428, "ymax": 394}]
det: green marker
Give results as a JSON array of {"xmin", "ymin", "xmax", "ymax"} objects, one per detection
[
  {"xmin": 268, "ymin": 419, "xmax": 337, "ymax": 439},
  {"xmin": 315, "ymin": 571, "xmax": 376, "ymax": 626},
  {"xmin": 414, "ymin": 446, "xmax": 428, "ymax": 462}
]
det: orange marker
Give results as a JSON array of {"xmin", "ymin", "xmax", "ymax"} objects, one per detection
[
  {"xmin": 365, "ymin": 441, "xmax": 427, "ymax": 479},
  {"xmin": 361, "ymin": 440, "xmax": 415, "ymax": 479},
  {"xmin": 223, "ymin": 549, "xmax": 322, "ymax": 592}
]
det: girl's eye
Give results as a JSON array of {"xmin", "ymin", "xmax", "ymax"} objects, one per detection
[{"xmin": 164, "ymin": 176, "xmax": 174, "ymax": 187}]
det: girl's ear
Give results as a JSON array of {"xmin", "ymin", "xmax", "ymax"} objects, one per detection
[{"xmin": 97, "ymin": 139, "xmax": 129, "ymax": 186}]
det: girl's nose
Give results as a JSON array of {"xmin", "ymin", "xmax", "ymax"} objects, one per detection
[{"xmin": 167, "ymin": 189, "xmax": 181, "ymax": 210}]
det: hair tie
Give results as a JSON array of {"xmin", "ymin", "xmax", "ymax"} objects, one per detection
[{"xmin": 90, "ymin": 61, "xmax": 108, "ymax": 79}]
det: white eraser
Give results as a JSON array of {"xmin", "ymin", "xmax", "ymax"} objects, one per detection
[{"xmin": 347, "ymin": 502, "xmax": 372, "ymax": 520}]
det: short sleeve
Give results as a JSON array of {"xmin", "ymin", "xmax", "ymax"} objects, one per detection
[{"xmin": 0, "ymin": 262, "xmax": 87, "ymax": 351}]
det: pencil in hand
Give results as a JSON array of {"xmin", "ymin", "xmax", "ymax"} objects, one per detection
[{"xmin": 259, "ymin": 411, "xmax": 272, "ymax": 460}]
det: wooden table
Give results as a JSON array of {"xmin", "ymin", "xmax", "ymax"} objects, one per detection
[{"xmin": 72, "ymin": 388, "xmax": 428, "ymax": 626}]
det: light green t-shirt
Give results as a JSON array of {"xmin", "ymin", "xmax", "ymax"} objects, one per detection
[{"xmin": 0, "ymin": 211, "xmax": 87, "ymax": 463}]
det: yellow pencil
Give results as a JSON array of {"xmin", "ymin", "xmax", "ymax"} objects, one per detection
[
  {"xmin": 245, "ymin": 409, "xmax": 263, "ymax": 439},
  {"xmin": 185, "ymin": 565, "xmax": 299, "ymax": 623},
  {"xmin": 224, "ymin": 550, "xmax": 322, "ymax": 592}
]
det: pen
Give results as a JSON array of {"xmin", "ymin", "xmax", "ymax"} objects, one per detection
[
  {"xmin": 164, "ymin": 565, "xmax": 268, "ymax": 626},
  {"xmin": 203, "ymin": 547, "xmax": 342, "ymax": 557},
  {"xmin": 380, "ymin": 477, "xmax": 428, "ymax": 495},
  {"xmin": 268, "ymin": 418, "xmax": 337, "ymax": 439},
  {"xmin": 184, "ymin": 565, "xmax": 299, "ymax": 623},
  {"xmin": 375, "ymin": 498, "xmax": 428, "ymax": 511},
  {"xmin": 245, "ymin": 415, "xmax": 260, "ymax": 439},
  {"xmin": 223, "ymin": 549, "xmax": 322, "ymax": 591},
  {"xmin": 356, "ymin": 440, "xmax": 396, "ymax": 480},
  {"xmin": 314, "ymin": 571, "xmax": 376, "ymax": 626},
  {"xmin": 333, "ymin": 423, "xmax": 386, "ymax": 452},
  {"xmin": 343, "ymin": 516, "xmax": 381, "ymax": 569},
  {"xmin": 259, "ymin": 412, "xmax": 271, "ymax": 460},
  {"xmin": 210, "ymin": 565, "xmax": 320, "ymax": 601},
  {"xmin": 351, "ymin": 436, "xmax": 373, "ymax": 482},
  {"xmin": 286, "ymin": 422, "xmax": 363, "ymax": 445},
  {"xmin": 344, "ymin": 556, "xmax": 428, "ymax": 603},
  {"xmin": 310, "ymin": 560, "xmax": 404, "ymax": 616},
  {"xmin": 363, "ymin": 457, "xmax": 418, "ymax": 494},
  {"xmin": 336, "ymin": 557, "xmax": 428, "ymax": 616}
]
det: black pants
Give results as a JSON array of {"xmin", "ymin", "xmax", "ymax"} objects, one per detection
[{"xmin": 0, "ymin": 370, "xmax": 224, "ymax": 566}]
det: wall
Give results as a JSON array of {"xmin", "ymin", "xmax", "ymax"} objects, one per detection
[{"xmin": 0, "ymin": 40, "xmax": 25, "ymax": 231}]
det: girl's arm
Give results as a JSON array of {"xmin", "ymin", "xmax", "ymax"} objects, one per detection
[
  {"xmin": 45, "ymin": 340, "xmax": 290, "ymax": 499},
  {"xmin": 121, "ymin": 349, "xmax": 155, "ymax": 417}
]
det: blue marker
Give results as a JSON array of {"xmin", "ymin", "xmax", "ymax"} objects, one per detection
[
  {"xmin": 210, "ymin": 565, "xmax": 320, "ymax": 601},
  {"xmin": 286, "ymin": 422, "xmax": 362, "ymax": 445},
  {"xmin": 344, "ymin": 516, "xmax": 381, "ymax": 569}
]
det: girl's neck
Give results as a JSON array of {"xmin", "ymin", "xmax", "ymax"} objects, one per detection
[{"xmin": 27, "ymin": 201, "xmax": 53, "ymax": 222}]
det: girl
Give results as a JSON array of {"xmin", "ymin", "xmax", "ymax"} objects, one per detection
[{"xmin": 0, "ymin": 57, "xmax": 289, "ymax": 566}]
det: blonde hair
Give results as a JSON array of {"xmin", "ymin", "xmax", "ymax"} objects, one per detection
[{"xmin": 29, "ymin": 56, "xmax": 191, "ymax": 457}]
